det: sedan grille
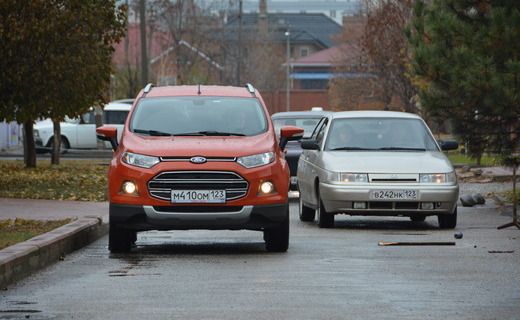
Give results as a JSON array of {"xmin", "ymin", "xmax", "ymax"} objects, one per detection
[{"xmin": 148, "ymin": 171, "xmax": 249, "ymax": 202}]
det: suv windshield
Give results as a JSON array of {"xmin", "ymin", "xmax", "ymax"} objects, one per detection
[
  {"xmin": 130, "ymin": 97, "xmax": 267, "ymax": 136},
  {"xmin": 325, "ymin": 118, "xmax": 439, "ymax": 151}
]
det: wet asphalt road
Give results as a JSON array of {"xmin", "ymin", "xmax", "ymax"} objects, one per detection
[{"xmin": 1, "ymin": 200, "xmax": 519, "ymax": 320}]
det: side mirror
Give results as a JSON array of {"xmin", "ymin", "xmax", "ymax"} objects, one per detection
[
  {"xmin": 279, "ymin": 126, "xmax": 304, "ymax": 150},
  {"xmin": 301, "ymin": 139, "xmax": 320, "ymax": 150},
  {"xmin": 439, "ymin": 140, "xmax": 458, "ymax": 151},
  {"xmin": 96, "ymin": 125, "xmax": 118, "ymax": 151}
]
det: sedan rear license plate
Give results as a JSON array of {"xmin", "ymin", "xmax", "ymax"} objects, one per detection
[
  {"xmin": 171, "ymin": 190, "xmax": 226, "ymax": 203},
  {"xmin": 370, "ymin": 190, "xmax": 417, "ymax": 200}
]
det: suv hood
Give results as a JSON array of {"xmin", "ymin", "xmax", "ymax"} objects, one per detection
[
  {"xmin": 321, "ymin": 151, "xmax": 454, "ymax": 173},
  {"xmin": 122, "ymin": 132, "xmax": 275, "ymax": 158}
]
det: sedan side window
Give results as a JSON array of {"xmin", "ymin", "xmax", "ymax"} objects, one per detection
[{"xmin": 315, "ymin": 119, "xmax": 329, "ymax": 145}]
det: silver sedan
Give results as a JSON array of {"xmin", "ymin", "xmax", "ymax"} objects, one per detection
[{"xmin": 297, "ymin": 111, "xmax": 459, "ymax": 228}]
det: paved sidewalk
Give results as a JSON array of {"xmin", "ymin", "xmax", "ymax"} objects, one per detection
[{"xmin": 0, "ymin": 198, "xmax": 108, "ymax": 222}]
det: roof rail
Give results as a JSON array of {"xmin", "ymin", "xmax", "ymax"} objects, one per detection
[
  {"xmin": 245, "ymin": 83, "xmax": 255, "ymax": 95},
  {"xmin": 143, "ymin": 83, "xmax": 154, "ymax": 94}
]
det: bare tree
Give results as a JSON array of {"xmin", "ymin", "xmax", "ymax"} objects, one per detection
[{"xmin": 362, "ymin": 0, "xmax": 417, "ymax": 112}]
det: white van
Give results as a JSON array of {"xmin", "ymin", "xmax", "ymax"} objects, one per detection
[{"xmin": 34, "ymin": 101, "xmax": 132, "ymax": 151}]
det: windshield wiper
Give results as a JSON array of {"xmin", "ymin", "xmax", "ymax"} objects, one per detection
[
  {"xmin": 133, "ymin": 129, "xmax": 172, "ymax": 136},
  {"xmin": 195, "ymin": 131, "xmax": 246, "ymax": 136},
  {"xmin": 329, "ymin": 147, "xmax": 376, "ymax": 151},
  {"xmin": 378, "ymin": 147, "xmax": 426, "ymax": 151}
]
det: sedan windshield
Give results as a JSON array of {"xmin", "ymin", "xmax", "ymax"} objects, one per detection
[
  {"xmin": 273, "ymin": 117, "xmax": 321, "ymax": 138},
  {"xmin": 130, "ymin": 97, "xmax": 267, "ymax": 136},
  {"xmin": 325, "ymin": 118, "xmax": 439, "ymax": 151}
]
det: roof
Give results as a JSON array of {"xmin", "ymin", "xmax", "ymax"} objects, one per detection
[
  {"xmin": 272, "ymin": 110, "xmax": 331, "ymax": 118},
  {"xmin": 331, "ymin": 111, "xmax": 422, "ymax": 119},
  {"xmin": 143, "ymin": 85, "xmax": 258, "ymax": 98},
  {"xmin": 104, "ymin": 102, "xmax": 132, "ymax": 111},
  {"xmin": 291, "ymin": 43, "xmax": 362, "ymax": 67},
  {"xmin": 225, "ymin": 13, "xmax": 342, "ymax": 48}
]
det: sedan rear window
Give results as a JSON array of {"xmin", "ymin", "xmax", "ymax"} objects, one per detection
[
  {"xmin": 325, "ymin": 118, "xmax": 439, "ymax": 151},
  {"xmin": 130, "ymin": 97, "xmax": 267, "ymax": 137}
]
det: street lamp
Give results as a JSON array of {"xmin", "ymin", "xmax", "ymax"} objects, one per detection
[{"xmin": 285, "ymin": 29, "xmax": 291, "ymax": 112}]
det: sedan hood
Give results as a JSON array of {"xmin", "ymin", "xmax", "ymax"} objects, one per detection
[
  {"xmin": 121, "ymin": 131, "xmax": 275, "ymax": 158},
  {"xmin": 321, "ymin": 151, "xmax": 454, "ymax": 173}
]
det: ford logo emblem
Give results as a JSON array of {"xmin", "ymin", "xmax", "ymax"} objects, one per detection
[{"xmin": 190, "ymin": 156, "xmax": 207, "ymax": 164}]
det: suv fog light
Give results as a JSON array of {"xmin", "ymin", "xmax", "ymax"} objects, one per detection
[
  {"xmin": 353, "ymin": 202, "xmax": 367, "ymax": 209},
  {"xmin": 421, "ymin": 202, "xmax": 434, "ymax": 210},
  {"xmin": 122, "ymin": 181, "xmax": 137, "ymax": 194},
  {"xmin": 259, "ymin": 181, "xmax": 274, "ymax": 194}
]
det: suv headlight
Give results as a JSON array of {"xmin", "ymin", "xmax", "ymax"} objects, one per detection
[
  {"xmin": 419, "ymin": 172, "xmax": 456, "ymax": 183},
  {"xmin": 122, "ymin": 152, "xmax": 160, "ymax": 168},
  {"xmin": 237, "ymin": 152, "xmax": 274, "ymax": 168},
  {"xmin": 33, "ymin": 129, "xmax": 40, "ymax": 138}
]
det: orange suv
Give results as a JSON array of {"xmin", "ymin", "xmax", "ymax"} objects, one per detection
[{"xmin": 97, "ymin": 84, "xmax": 303, "ymax": 253}]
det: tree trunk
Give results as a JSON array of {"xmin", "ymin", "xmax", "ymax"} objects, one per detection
[
  {"xmin": 23, "ymin": 121, "xmax": 36, "ymax": 168},
  {"xmin": 51, "ymin": 119, "xmax": 61, "ymax": 165}
]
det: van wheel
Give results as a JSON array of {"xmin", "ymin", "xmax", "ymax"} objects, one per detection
[
  {"xmin": 264, "ymin": 209, "xmax": 289, "ymax": 252},
  {"xmin": 438, "ymin": 208, "xmax": 457, "ymax": 229},
  {"xmin": 109, "ymin": 223, "xmax": 134, "ymax": 253},
  {"xmin": 299, "ymin": 195, "xmax": 315, "ymax": 222},
  {"xmin": 317, "ymin": 192, "xmax": 334, "ymax": 228}
]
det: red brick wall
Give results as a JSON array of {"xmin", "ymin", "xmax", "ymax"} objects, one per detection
[{"xmin": 262, "ymin": 90, "xmax": 330, "ymax": 115}]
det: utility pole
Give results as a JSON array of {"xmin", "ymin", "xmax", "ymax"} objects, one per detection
[
  {"xmin": 236, "ymin": 0, "xmax": 243, "ymax": 86},
  {"xmin": 285, "ymin": 28, "xmax": 291, "ymax": 111},
  {"xmin": 139, "ymin": 0, "xmax": 148, "ymax": 87}
]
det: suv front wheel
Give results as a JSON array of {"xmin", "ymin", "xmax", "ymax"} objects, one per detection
[
  {"xmin": 109, "ymin": 223, "xmax": 135, "ymax": 253},
  {"xmin": 264, "ymin": 208, "xmax": 289, "ymax": 252}
]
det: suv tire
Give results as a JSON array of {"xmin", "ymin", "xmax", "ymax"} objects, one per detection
[
  {"xmin": 109, "ymin": 223, "xmax": 134, "ymax": 253},
  {"xmin": 299, "ymin": 195, "xmax": 315, "ymax": 222},
  {"xmin": 264, "ymin": 209, "xmax": 289, "ymax": 252},
  {"xmin": 438, "ymin": 207, "xmax": 457, "ymax": 229}
]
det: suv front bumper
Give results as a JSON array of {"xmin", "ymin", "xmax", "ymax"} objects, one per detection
[{"xmin": 110, "ymin": 202, "xmax": 288, "ymax": 231}]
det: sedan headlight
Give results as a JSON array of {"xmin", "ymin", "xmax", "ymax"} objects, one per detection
[
  {"xmin": 122, "ymin": 152, "xmax": 160, "ymax": 168},
  {"xmin": 339, "ymin": 173, "xmax": 368, "ymax": 183},
  {"xmin": 328, "ymin": 172, "xmax": 368, "ymax": 183},
  {"xmin": 420, "ymin": 172, "xmax": 456, "ymax": 183},
  {"xmin": 237, "ymin": 152, "xmax": 274, "ymax": 168}
]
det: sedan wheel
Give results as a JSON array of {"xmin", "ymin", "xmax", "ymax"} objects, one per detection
[
  {"xmin": 438, "ymin": 207, "xmax": 457, "ymax": 229},
  {"xmin": 317, "ymin": 192, "xmax": 334, "ymax": 228},
  {"xmin": 299, "ymin": 195, "xmax": 315, "ymax": 222}
]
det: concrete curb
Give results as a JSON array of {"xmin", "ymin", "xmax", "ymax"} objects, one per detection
[{"xmin": 0, "ymin": 217, "xmax": 107, "ymax": 289}]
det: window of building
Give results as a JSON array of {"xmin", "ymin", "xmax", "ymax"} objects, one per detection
[{"xmin": 300, "ymin": 47, "xmax": 309, "ymax": 57}]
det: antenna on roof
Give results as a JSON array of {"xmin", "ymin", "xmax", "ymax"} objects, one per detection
[
  {"xmin": 197, "ymin": 84, "xmax": 201, "ymax": 95},
  {"xmin": 143, "ymin": 83, "xmax": 154, "ymax": 94},
  {"xmin": 245, "ymin": 83, "xmax": 255, "ymax": 95}
]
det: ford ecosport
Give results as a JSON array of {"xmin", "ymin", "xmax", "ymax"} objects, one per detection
[{"xmin": 97, "ymin": 84, "xmax": 303, "ymax": 253}]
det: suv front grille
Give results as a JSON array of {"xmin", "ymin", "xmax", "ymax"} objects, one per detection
[{"xmin": 147, "ymin": 171, "xmax": 249, "ymax": 202}]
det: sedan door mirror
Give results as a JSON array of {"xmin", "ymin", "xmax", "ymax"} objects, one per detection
[
  {"xmin": 279, "ymin": 126, "xmax": 304, "ymax": 150},
  {"xmin": 301, "ymin": 139, "xmax": 320, "ymax": 151},
  {"xmin": 96, "ymin": 125, "xmax": 118, "ymax": 151},
  {"xmin": 438, "ymin": 140, "xmax": 458, "ymax": 151}
]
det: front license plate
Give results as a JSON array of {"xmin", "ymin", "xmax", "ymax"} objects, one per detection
[
  {"xmin": 370, "ymin": 190, "xmax": 417, "ymax": 200},
  {"xmin": 171, "ymin": 190, "xmax": 226, "ymax": 203}
]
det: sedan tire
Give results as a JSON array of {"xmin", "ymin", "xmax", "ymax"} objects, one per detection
[
  {"xmin": 438, "ymin": 207, "xmax": 457, "ymax": 229},
  {"xmin": 317, "ymin": 192, "xmax": 334, "ymax": 228},
  {"xmin": 299, "ymin": 195, "xmax": 315, "ymax": 222}
]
